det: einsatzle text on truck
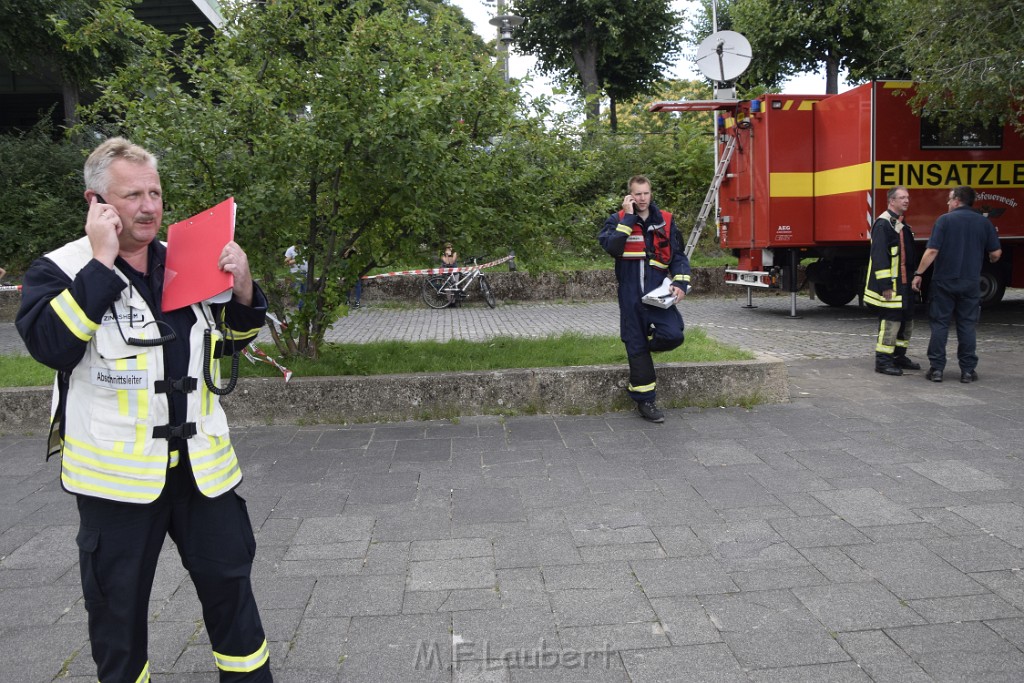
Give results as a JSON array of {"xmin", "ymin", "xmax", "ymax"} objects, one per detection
[{"xmin": 653, "ymin": 81, "xmax": 1024, "ymax": 307}]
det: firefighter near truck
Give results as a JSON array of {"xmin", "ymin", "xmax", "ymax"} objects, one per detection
[{"xmin": 652, "ymin": 81, "xmax": 1023, "ymax": 308}]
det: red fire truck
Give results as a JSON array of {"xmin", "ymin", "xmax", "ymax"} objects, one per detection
[{"xmin": 653, "ymin": 81, "xmax": 1024, "ymax": 306}]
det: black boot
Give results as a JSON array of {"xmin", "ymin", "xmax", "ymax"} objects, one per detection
[
  {"xmin": 893, "ymin": 353, "xmax": 920, "ymax": 370},
  {"xmin": 875, "ymin": 353, "xmax": 903, "ymax": 376}
]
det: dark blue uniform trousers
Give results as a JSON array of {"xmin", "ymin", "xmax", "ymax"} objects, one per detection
[
  {"xmin": 619, "ymin": 294, "xmax": 685, "ymax": 403},
  {"xmin": 76, "ymin": 464, "xmax": 271, "ymax": 682},
  {"xmin": 927, "ymin": 278, "xmax": 981, "ymax": 373}
]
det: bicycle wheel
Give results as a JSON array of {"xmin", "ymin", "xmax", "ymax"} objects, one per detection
[
  {"xmin": 422, "ymin": 275, "xmax": 452, "ymax": 309},
  {"xmin": 479, "ymin": 275, "xmax": 496, "ymax": 308}
]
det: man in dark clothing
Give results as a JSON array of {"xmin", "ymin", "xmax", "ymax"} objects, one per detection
[
  {"xmin": 912, "ymin": 185, "xmax": 1002, "ymax": 383},
  {"xmin": 864, "ymin": 186, "xmax": 921, "ymax": 375},
  {"xmin": 16, "ymin": 137, "xmax": 272, "ymax": 682},
  {"xmin": 598, "ymin": 175, "xmax": 691, "ymax": 423}
]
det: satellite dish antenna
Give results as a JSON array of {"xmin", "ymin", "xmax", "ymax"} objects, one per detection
[{"xmin": 695, "ymin": 30, "xmax": 752, "ymax": 84}]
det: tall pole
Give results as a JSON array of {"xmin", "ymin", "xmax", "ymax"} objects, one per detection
[
  {"xmin": 497, "ymin": 0, "xmax": 509, "ymax": 82},
  {"xmin": 489, "ymin": 0, "xmax": 524, "ymax": 83}
]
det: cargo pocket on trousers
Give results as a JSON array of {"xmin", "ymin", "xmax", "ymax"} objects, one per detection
[{"xmin": 76, "ymin": 527, "xmax": 107, "ymax": 609}]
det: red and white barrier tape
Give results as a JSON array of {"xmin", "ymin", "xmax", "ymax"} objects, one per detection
[
  {"xmin": 360, "ymin": 266, "xmax": 461, "ymax": 280},
  {"xmin": 266, "ymin": 311, "xmax": 288, "ymax": 331},
  {"xmin": 243, "ymin": 341, "xmax": 293, "ymax": 382},
  {"xmin": 360, "ymin": 253, "xmax": 515, "ymax": 281},
  {"xmin": 476, "ymin": 253, "xmax": 517, "ymax": 270},
  {"xmin": 0, "ymin": 284, "xmax": 22, "ymax": 293}
]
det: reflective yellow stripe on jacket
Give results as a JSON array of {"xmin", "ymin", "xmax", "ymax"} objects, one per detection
[
  {"xmin": 190, "ymin": 327, "xmax": 243, "ymax": 497},
  {"xmin": 190, "ymin": 437, "xmax": 241, "ymax": 497},
  {"xmin": 60, "ymin": 436, "xmax": 167, "ymax": 501},
  {"xmin": 864, "ymin": 245, "xmax": 903, "ymax": 309},
  {"xmin": 50, "ymin": 289, "xmax": 98, "ymax": 342}
]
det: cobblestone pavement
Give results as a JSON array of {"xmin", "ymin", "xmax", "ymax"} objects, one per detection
[
  {"xmin": 4, "ymin": 291, "xmax": 1024, "ymax": 682},
  {"xmin": 299, "ymin": 289, "xmax": 1024, "ymax": 362}
]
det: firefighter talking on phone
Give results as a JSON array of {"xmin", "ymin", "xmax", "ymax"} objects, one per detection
[
  {"xmin": 599, "ymin": 175, "xmax": 691, "ymax": 423},
  {"xmin": 16, "ymin": 137, "xmax": 273, "ymax": 682}
]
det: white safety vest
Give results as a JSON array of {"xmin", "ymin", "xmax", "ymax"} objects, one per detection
[{"xmin": 46, "ymin": 237, "xmax": 242, "ymax": 503}]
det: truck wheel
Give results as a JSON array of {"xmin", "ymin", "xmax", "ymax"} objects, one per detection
[
  {"xmin": 814, "ymin": 282, "xmax": 858, "ymax": 307},
  {"xmin": 979, "ymin": 267, "xmax": 1006, "ymax": 306}
]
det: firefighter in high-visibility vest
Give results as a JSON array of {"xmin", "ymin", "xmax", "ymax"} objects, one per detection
[
  {"xmin": 16, "ymin": 138, "xmax": 272, "ymax": 682},
  {"xmin": 864, "ymin": 185, "xmax": 921, "ymax": 376},
  {"xmin": 599, "ymin": 175, "xmax": 691, "ymax": 423}
]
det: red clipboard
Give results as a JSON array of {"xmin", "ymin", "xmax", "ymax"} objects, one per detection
[{"xmin": 162, "ymin": 197, "xmax": 235, "ymax": 312}]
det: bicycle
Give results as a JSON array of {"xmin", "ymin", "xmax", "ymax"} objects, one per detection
[{"xmin": 421, "ymin": 256, "xmax": 496, "ymax": 309}]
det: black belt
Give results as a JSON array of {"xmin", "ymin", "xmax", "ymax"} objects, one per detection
[{"xmin": 153, "ymin": 422, "xmax": 197, "ymax": 440}]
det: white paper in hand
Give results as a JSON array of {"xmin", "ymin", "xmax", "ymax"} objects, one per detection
[{"xmin": 642, "ymin": 277, "xmax": 677, "ymax": 309}]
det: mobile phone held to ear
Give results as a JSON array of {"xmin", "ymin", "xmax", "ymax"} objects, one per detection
[
  {"xmin": 611, "ymin": 198, "xmax": 637, "ymax": 215},
  {"xmin": 94, "ymin": 194, "xmax": 107, "ymax": 204}
]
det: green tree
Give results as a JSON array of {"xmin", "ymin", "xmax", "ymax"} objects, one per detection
[
  {"xmin": 688, "ymin": 0, "xmax": 894, "ymax": 94},
  {"xmin": 588, "ymin": 79, "xmax": 717, "ymax": 248},
  {"xmin": 65, "ymin": 0, "xmax": 583, "ymax": 358},
  {"xmin": 885, "ymin": 0, "xmax": 1024, "ymax": 134},
  {"xmin": 539, "ymin": 78, "xmax": 717, "ymax": 269},
  {"xmin": 509, "ymin": 0, "xmax": 683, "ymax": 128}
]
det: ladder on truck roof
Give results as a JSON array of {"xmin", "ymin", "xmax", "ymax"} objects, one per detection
[{"xmin": 685, "ymin": 132, "xmax": 737, "ymax": 258}]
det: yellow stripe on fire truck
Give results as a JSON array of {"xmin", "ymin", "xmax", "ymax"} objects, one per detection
[
  {"xmin": 876, "ymin": 161, "xmax": 1024, "ymax": 189},
  {"xmin": 769, "ymin": 160, "xmax": 1024, "ymax": 198},
  {"xmin": 773, "ymin": 100, "xmax": 816, "ymax": 111}
]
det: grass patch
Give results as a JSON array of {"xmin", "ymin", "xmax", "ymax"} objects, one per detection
[
  {"xmin": 238, "ymin": 329, "xmax": 752, "ymax": 379},
  {"xmin": 0, "ymin": 355, "xmax": 54, "ymax": 388},
  {"xmin": 1, "ymin": 329, "xmax": 753, "ymax": 387}
]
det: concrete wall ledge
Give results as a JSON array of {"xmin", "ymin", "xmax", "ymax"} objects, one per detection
[{"xmin": 0, "ymin": 357, "xmax": 788, "ymax": 433}]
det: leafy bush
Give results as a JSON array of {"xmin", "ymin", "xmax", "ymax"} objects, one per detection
[
  {"xmin": 536, "ymin": 79, "xmax": 723, "ymax": 272},
  {"xmin": 0, "ymin": 119, "xmax": 87, "ymax": 273}
]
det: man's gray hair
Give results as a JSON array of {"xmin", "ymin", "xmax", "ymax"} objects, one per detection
[
  {"xmin": 887, "ymin": 185, "xmax": 908, "ymax": 202},
  {"xmin": 84, "ymin": 137, "xmax": 158, "ymax": 194}
]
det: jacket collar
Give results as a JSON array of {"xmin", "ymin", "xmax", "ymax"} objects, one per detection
[{"xmin": 642, "ymin": 203, "xmax": 666, "ymax": 229}]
